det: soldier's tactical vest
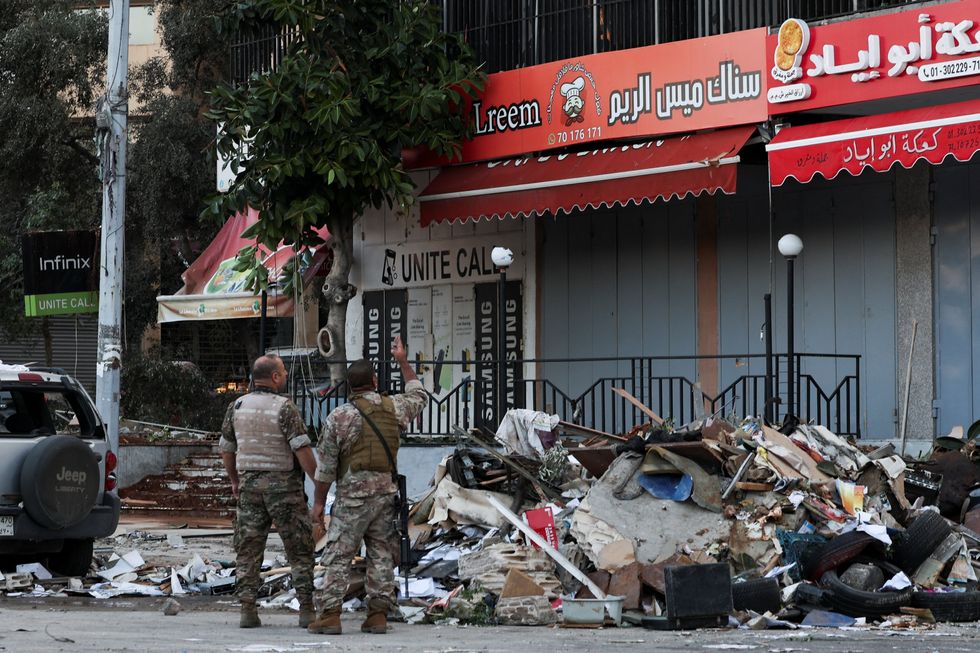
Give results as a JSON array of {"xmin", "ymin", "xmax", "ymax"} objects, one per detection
[
  {"xmin": 232, "ymin": 391, "xmax": 295, "ymax": 472},
  {"xmin": 339, "ymin": 396, "xmax": 400, "ymax": 477}
]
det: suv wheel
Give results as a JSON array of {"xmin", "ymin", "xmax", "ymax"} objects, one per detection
[
  {"xmin": 20, "ymin": 435, "xmax": 100, "ymax": 529},
  {"xmin": 46, "ymin": 538, "xmax": 95, "ymax": 577}
]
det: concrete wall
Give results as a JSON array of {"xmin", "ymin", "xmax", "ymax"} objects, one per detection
[
  {"xmin": 894, "ymin": 165, "xmax": 935, "ymax": 442},
  {"xmin": 118, "ymin": 443, "xmax": 214, "ymax": 489}
]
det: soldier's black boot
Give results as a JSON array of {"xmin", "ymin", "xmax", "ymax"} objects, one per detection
[{"xmin": 240, "ymin": 600, "xmax": 261, "ymax": 628}]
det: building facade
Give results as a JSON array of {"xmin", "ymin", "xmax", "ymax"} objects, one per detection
[{"xmin": 237, "ymin": 0, "xmax": 980, "ymax": 442}]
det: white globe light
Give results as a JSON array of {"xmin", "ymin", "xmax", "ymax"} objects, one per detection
[
  {"xmin": 491, "ymin": 246, "xmax": 514, "ymax": 268},
  {"xmin": 778, "ymin": 233, "xmax": 804, "ymax": 258}
]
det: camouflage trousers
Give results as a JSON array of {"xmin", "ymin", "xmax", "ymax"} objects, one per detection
[
  {"xmin": 319, "ymin": 492, "xmax": 397, "ymax": 611},
  {"xmin": 234, "ymin": 470, "xmax": 314, "ymax": 603}
]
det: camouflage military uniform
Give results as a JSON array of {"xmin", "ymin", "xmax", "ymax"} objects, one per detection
[
  {"xmin": 315, "ymin": 379, "xmax": 428, "ymax": 612},
  {"xmin": 220, "ymin": 389, "xmax": 315, "ymax": 604}
]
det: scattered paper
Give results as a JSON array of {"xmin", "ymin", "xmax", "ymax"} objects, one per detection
[
  {"xmin": 835, "ymin": 480, "xmax": 866, "ymax": 516},
  {"xmin": 167, "ymin": 533, "xmax": 186, "ymax": 548},
  {"xmin": 178, "ymin": 554, "xmax": 209, "ymax": 583},
  {"xmin": 98, "ymin": 550, "xmax": 145, "ymax": 581},
  {"xmin": 881, "ymin": 571, "xmax": 912, "ymax": 591},
  {"xmin": 765, "ymin": 562, "xmax": 797, "ymax": 579},
  {"xmin": 788, "ymin": 491, "xmax": 806, "ymax": 509},
  {"xmin": 170, "ymin": 569, "xmax": 186, "ymax": 595}
]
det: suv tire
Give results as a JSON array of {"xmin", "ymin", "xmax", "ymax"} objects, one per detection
[
  {"xmin": 47, "ymin": 538, "xmax": 95, "ymax": 577},
  {"xmin": 20, "ymin": 435, "xmax": 100, "ymax": 529}
]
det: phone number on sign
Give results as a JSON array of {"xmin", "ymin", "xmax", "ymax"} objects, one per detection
[
  {"xmin": 548, "ymin": 126, "xmax": 601, "ymax": 145},
  {"xmin": 919, "ymin": 56, "xmax": 980, "ymax": 82}
]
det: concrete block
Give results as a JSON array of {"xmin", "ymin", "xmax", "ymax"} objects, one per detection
[
  {"xmin": 458, "ymin": 543, "xmax": 562, "ymax": 598},
  {"xmin": 3, "ymin": 573, "xmax": 32, "ymax": 590},
  {"xmin": 495, "ymin": 596, "xmax": 558, "ymax": 626}
]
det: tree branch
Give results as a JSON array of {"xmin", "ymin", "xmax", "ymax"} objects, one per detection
[{"xmin": 63, "ymin": 138, "xmax": 99, "ymax": 166}]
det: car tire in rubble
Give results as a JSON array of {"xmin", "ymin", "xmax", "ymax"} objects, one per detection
[
  {"xmin": 20, "ymin": 436, "xmax": 100, "ymax": 529},
  {"xmin": 911, "ymin": 590, "xmax": 980, "ymax": 622},
  {"xmin": 803, "ymin": 531, "xmax": 876, "ymax": 581},
  {"xmin": 46, "ymin": 538, "xmax": 95, "ymax": 577},
  {"xmin": 732, "ymin": 577, "xmax": 782, "ymax": 613},
  {"xmin": 819, "ymin": 569, "xmax": 913, "ymax": 619},
  {"xmin": 892, "ymin": 510, "xmax": 953, "ymax": 575}
]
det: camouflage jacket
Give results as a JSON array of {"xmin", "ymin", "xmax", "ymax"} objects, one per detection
[
  {"xmin": 219, "ymin": 388, "xmax": 311, "ymax": 469},
  {"xmin": 315, "ymin": 379, "xmax": 427, "ymax": 497}
]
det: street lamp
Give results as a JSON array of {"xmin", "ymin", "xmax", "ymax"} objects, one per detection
[
  {"xmin": 491, "ymin": 247, "xmax": 514, "ymax": 428},
  {"xmin": 777, "ymin": 234, "xmax": 803, "ymax": 420}
]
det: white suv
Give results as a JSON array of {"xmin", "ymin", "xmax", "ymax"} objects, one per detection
[{"xmin": 0, "ymin": 363, "xmax": 120, "ymax": 576}]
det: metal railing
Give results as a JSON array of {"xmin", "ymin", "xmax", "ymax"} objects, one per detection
[
  {"xmin": 229, "ymin": 0, "xmax": 932, "ymax": 82},
  {"xmin": 287, "ymin": 352, "xmax": 862, "ymax": 439},
  {"xmin": 439, "ymin": 0, "xmax": 932, "ymax": 73}
]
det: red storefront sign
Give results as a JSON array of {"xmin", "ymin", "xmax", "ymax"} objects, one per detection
[
  {"xmin": 767, "ymin": 0, "xmax": 980, "ymax": 113},
  {"xmin": 767, "ymin": 98, "xmax": 980, "ymax": 186},
  {"xmin": 424, "ymin": 29, "xmax": 766, "ymax": 165}
]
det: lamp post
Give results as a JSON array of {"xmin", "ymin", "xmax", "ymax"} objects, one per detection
[
  {"xmin": 491, "ymin": 246, "xmax": 514, "ymax": 428},
  {"xmin": 777, "ymin": 234, "xmax": 803, "ymax": 420}
]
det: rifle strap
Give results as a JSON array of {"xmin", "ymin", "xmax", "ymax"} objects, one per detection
[{"xmin": 352, "ymin": 403, "xmax": 400, "ymax": 485}]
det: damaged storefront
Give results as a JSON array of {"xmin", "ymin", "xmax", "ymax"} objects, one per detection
[{"xmin": 764, "ymin": 1, "xmax": 980, "ymax": 439}]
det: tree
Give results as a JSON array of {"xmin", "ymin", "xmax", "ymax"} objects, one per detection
[
  {"xmin": 0, "ymin": 1, "xmax": 107, "ymax": 340},
  {"xmin": 125, "ymin": 0, "xmax": 231, "ymax": 347},
  {"xmin": 207, "ymin": 0, "xmax": 484, "ymax": 385}
]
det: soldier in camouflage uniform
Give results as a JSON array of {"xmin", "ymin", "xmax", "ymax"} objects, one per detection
[
  {"xmin": 307, "ymin": 335, "xmax": 427, "ymax": 635},
  {"xmin": 220, "ymin": 354, "xmax": 319, "ymax": 629}
]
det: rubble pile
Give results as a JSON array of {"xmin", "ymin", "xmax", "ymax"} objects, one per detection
[
  {"xmin": 398, "ymin": 401, "xmax": 980, "ymax": 629},
  {"xmin": 4, "ymin": 396, "xmax": 980, "ymax": 632}
]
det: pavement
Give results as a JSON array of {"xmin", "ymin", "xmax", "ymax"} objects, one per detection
[
  {"xmin": 3, "ymin": 517, "xmax": 978, "ymax": 652},
  {"xmin": 3, "ymin": 598, "xmax": 980, "ymax": 653}
]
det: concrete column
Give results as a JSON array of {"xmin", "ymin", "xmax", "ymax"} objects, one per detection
[
  {"xmin": 695, "ymin": 195, "xmax": 719, "ymax": 399},
  {"xmin": 894, "ymin": 165, "xmax": 935, "ymax": 441}
]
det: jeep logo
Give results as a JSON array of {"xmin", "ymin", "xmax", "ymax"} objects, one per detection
[{"xmin": 56, "ymin": 467, "xmax": 86, "ymax": 484}]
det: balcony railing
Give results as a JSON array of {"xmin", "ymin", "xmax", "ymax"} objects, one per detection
[
  {"xmin": 230, "ymin": 0, "xmax": 932, "ymax": 83},
  {"xmin": 287, "ymin": 352, "xmax": 862, "ymax": 439},
  {"xmin": 439, "ymin": 0, "xmax": 932, "ymax": 73}
]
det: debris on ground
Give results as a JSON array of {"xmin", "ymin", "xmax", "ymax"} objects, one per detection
[{"xmin": 5, "ymin": 402, "xmax": 980, "ymax": 632}]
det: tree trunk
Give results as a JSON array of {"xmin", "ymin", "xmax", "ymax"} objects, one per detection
[{"xmin": 317, "ymin": 215, "xmax": 357, "ymax": 388}]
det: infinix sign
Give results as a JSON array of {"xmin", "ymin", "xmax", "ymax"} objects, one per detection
[
  {"xmin": 22, "ymin": 230, "xmax": 99, "ymax": 317},
  {"xmin": 39, "ymin": 255, "xmax": 92, "ymax": 271}
]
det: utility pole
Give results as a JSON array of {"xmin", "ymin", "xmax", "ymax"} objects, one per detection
[{"xmin": 96, "ymin": 0, "xmax": 130, "ymax": 454}]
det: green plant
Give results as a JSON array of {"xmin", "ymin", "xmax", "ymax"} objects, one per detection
[
  {"xmin": 207, "ymin": 0, "xmax": 485, "ymax": 386},
  {"xmin": 121, "ymin": 352, "xmax": 239, "ymax": 432}
]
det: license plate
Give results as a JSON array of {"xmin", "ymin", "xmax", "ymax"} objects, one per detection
[{"xmin": 0, "ymin": 515, "xmax": 13, "ymax": 536}]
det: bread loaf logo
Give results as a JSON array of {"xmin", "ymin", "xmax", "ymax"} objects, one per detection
[{"xmin": 772, "ymin": 18, "xmax": 811, "ymax": 83}]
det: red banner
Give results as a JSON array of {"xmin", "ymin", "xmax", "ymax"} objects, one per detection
[
  {"xmin": 419, "ymin": 29, "xmax": 766, "ymax": 166},
  {"xmin": 767, "ymin": 98, "xmax": 980, "ymax": 185},
  {"xmin": 767, "ymin": 0, "xmax": 980, "ymax": 113}
]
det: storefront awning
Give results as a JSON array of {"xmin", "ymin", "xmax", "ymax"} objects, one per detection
[
  {"xmin": 156, "ymin": 208, "xmax": 330, "ymax": 323},
  {"xmin": 418, "ymin": 126, "xmax": 755, "ymax": 226},
  {"xmin": 767, "ymin": 98, "xmax": 980, "ymax": 187}
]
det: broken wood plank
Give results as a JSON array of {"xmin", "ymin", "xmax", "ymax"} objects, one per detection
[
  {"xmin": 557, "ymin": 421, "xmax": 626, "ymax": 443},
  {"xmin": 611, "ymin": 387, "xmax": 664, "ymax": 425},
  {"xmin": 735, "ymin": 481, "xmax": 774, "ymax": 492}
]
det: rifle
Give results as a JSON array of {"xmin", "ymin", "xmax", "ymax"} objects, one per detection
[{"xmin": 354, "ymin": 404, "xmax": 411, "ymax": 600}]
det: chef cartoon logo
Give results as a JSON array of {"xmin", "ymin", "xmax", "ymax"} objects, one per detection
[
  {"xmin": 546, "ymin": 63, "xmax": 601, "ymax": 126},
  {"xmin": 771, "ymin": 18, "xmax": 811, "ymax": 83},
  {"xmin": 560, "ymin": 77, "xmax": 586, "ymax": 125}
]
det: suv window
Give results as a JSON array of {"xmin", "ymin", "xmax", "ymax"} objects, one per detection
[{"xmin": 0, "ymin": 387, "xmax": 94, "ymax": 437}]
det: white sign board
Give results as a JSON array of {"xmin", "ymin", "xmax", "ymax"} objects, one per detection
[{"xmin": 362, "ymin": 234, "xmax": 524, "ymax": 291}]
